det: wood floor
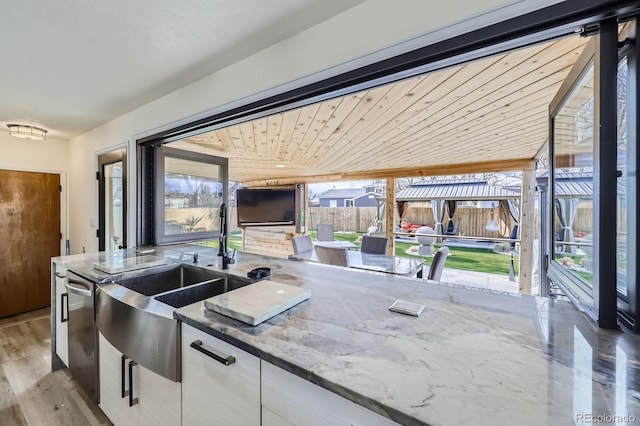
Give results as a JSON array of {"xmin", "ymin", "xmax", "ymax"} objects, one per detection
[{"xmin": 0, "ymin": 308, "xmax": 111, "ymax": 425}]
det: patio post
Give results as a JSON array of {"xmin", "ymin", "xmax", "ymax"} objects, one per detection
[
  {"xmin": 519, "ymin": 164, "xmax": 536, "ymax": 294},
  {"xmin": 386, "ymin": 178, "xmax": 395, "ymax": 256}
]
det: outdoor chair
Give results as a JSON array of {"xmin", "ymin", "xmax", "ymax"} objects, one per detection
[
  {"xmin": 427, "ymin": 246, "xmax": 449, "ymax": 282},
  {"xmin": 360, "ymin": 235, "xmax": 389, "ymax": 255},
  {"xmin": 317, "ymin": 224, "xmax": 334, "ymax": 241},
  {"xmin": 291, "ymin": 235, "xmax": 313, "ymax": 254},
  {"xmin": 315, "ymin": 246, "xmax": 350, "ymax": 267},
  {"xmin": 445, "ymin": 218, "xmax": 461, "ymax": 236},
  {"xmin": 509, "ymin": 225, "xmax": 520, "ymax": 251}
]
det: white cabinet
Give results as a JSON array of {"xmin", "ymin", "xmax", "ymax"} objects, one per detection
[
  {"xmin": 53, "ymin": 263, "xmax": 68, "ymax": 367},
  {"xmin": 261, "ymin": 361, "xmax": 399, "ymax": 426},
  {"xmin": 181, "ymin": 323, "xmax": 260, "ymax": 426},
  {"xmin": 98, "ymin": 332, "xmax": 181, "ymax": 426},
  {"xmin": 99, "ymin": 332, "xmax": 135, "ymax": 426},
  {"xmin": 262, "ymin": 407, "xmax": 295, "ymax": 426}
]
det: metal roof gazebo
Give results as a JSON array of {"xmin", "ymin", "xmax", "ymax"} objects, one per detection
[{"xmin": 395, "ymin": 177, "xmax": 521, "ymax": 238}]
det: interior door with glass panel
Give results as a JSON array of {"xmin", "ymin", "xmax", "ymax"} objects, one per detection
[{"xmin": 98, "ymin": 148, "xmax": 127, "ymax": 251}]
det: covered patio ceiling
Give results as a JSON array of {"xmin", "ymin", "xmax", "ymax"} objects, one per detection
[{"xmin": 169, "ymin": 33, "xmax": 588, "ymax": 184}]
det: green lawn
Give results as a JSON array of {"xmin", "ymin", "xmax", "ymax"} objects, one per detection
[{"xmin": 195, "ymin": 231, "xmax": 519, "ymax": 276}]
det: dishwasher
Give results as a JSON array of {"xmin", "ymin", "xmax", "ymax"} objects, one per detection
[{"xmin": 65, "ymin": 271, "xmax": 98, "ymax": 403}]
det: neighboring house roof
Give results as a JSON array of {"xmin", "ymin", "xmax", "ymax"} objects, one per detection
[
  {"xmin": 537, "ymin": 171, "xmax": 593, "ymax": 197},
  {"xmin": 396, "ymin": 178, "xmax": 520, "ymax": 201},
  {"xmin": 318, "ymin": 188, "xmax": 368, "ymax": 199}
]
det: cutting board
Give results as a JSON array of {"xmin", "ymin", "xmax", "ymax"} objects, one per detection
[{"xmin": 204, "ymin": 280, "xmax": 310, "ymax": 326}]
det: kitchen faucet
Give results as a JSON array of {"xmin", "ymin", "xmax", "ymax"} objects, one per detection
[{"xmin": 218, "ymin": 203, "xmax": 235, "ymax": 269}]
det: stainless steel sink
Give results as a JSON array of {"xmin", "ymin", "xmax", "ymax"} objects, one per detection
[
  {"xmin": 95, "ymin": 263, "xmax": 255, "ymax": 381},
  {"xmin": 154, "ymin": 274, "xmax": 250, "ymax": 308},
  {"xmin": 115, "ymin": 263, "xmax": 222, "ymax": 296}
]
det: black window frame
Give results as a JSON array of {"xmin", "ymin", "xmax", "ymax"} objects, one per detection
[
  {"xmin": 617, "ymin": 17, "xmax": 639, "ymax": 332},
  {"xmin": 141, "ymin": 145, "xmax": 228, "ymax": 245}
]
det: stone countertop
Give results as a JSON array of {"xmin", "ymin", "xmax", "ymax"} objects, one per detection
[
  {"xmin": 173, "ymin": 252, "xmax": 640, "ymax": 426},
  {"xmin": 54, "ymin": 247, "xmax": 640, "ymax": 426},
  {"xmin": 52, "ymin": 245, "xmax": 227, "ymax": 283}
]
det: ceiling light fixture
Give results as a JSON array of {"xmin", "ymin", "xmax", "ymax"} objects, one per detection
[
  {"xmin": 7, "ymin": 124, "xmax": 48, "ymax": 140},
  {"xmin": 275, "ymin": 164, "xmax": 286, "ymax": 168}
]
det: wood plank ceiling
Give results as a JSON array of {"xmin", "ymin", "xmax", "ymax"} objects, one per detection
[{"xmin": 168, "ymin": 34, "xmax": 588, "ymax": 184}]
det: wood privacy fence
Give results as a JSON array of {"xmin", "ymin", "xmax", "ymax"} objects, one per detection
[
  {"xmin": 308, "ymin": 205, "xmax": 593, "ymax": 239},
  {"xmin": 307, "ymin": 207, "xmax": 382, "ymax": 233},
  {"xmin": 170, "ymin": 204, "xmax": 592, "ymax": 238},
  {"xmin": 166, "ymin": 206, "xmax": 240, "ymax": 233},
  {"xmin": 308, "ymin": 206, "xmax": 519, "ymax": 238}
]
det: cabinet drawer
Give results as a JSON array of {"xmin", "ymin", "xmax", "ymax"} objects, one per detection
[
  {"xmin": 262, "ymin": 361, "xmax": 399, "ymax": 426},
  {"xmin": 181, "ymin": 323, "xmax": 260, "ymax": 426}
]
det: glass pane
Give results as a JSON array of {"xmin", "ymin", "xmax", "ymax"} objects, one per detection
[
  {"xmin": 553, "ymin": 65, "xmax": 594, "ymax": 286},
  {"xmin": 104, "ymin": 162, "xmax": 123, "ymax": 250},
  {"xmin": 164, "ymin": 156, "xmax": 222, "ymax": 236},
  {"xmin": 617, "ymin": 57, "xmax": 628, "ymax": 297}
]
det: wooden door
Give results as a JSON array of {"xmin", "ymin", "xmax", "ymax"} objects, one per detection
[{"xmin": 0, "ymin": 169, "xmax": 60, "ymax": 317}]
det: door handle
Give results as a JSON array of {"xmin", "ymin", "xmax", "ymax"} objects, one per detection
[
  {"xmin": 128, "ymin": 361, "xmax": 139, "ymax": 406},
  {"xmin": 60, "ymin": 293, "xmax": 68, "ymax": 323},
  {"xmin": 121, "ymin": 355, "xmax": 129, "ymax": 398},
  {"xmin": 190, "ymin": 340, "xmax": 236, "ymax": 366}
]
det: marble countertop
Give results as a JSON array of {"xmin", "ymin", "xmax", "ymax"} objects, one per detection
[{"xmin": 54, "ymin": 247, "xmax": 640, "ymax": 426}]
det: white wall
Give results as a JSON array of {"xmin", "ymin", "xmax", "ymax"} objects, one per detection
[
  {"xmin": 0, "ymin": 132, "xmax": 70, "ymax": 254},
  {"xmin": 67, "ymin": 0, "xmax": 564, "ymax": 254}
]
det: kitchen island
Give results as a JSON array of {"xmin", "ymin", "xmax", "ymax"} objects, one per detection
[{"xmin": 52, "ymin": 246, "xmax": 640, "ymax": 426}]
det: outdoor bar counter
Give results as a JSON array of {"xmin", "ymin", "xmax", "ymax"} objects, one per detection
[{"xmin": 55, "ymin": 247, "xmax": 640, "ymax": 426}]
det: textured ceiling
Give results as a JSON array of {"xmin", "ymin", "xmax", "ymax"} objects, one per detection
[
  {"xmin": 169, "ymin": 34, "xmax": 588, "ymax": 183},
  {"xmin": 0, "ymin": 0, "xmax": 365, "ymax": 140}
]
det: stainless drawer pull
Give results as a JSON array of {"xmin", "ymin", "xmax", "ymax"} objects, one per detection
[
  {"xmin": 190, "ymin": 340, "xmax": 236, "ymax": 366},
  {"xmin": 64, "ymin": 280, "xmax": 93, "ymax": 297},
  {"xmin": 60, "ymin": 293, "xmax": 68, "ymax": 323},
  {"xmin": 121, "ymin": 355, "xmax": 129, "ymax": 398},
  {"xmin": 128, "ymin": 361, "xmax": 139, "ymax": 407}
]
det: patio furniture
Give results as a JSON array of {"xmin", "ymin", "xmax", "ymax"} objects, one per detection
[
  {"xmin": 315, "ymin": 246, "xmax": 350, "ymax": 267},
  {"xmin": 361, "ymin": 235, "xmax": 389, "ymax": 255},
  {"xmin": 427, "ymin": 246, "xmax": 449, "ymax": 282},
  {"xmin": 445, "ymin": 218, "xmax": 461, "ymax": 236},
  {"xmin": 289, "ymin": 250, "xmax": 424, "ymax": 278},
  {"xmin": 509, "ymin": 225, "xmax": 519, "ymax": 281},
  {"xmin": 509, "ymin": 225, "xmax": 519, "ymax": 251},
  {"xmin": 315, "ymin": 240, "xmax": 357, "ymax": 250},
  {"xmin": 368, "ymin": 231, "xmax": 387, "ymax": 238},
  {"xmin": 317, "ymin": 224, "xmax": 334, "ymax": 241},
  {"xmin": 291, "ymin": 235, "xmax": 313, "ymax": 254}
]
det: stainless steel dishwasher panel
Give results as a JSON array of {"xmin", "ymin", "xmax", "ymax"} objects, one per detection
[{"xmin": 65, "ymin": 271, "xmax": 98, "ymax": 403}]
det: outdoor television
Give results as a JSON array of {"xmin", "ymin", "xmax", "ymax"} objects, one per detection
[{"xmin": 236, "ymin": 188, "xmax": 296, "ymax": 226}]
